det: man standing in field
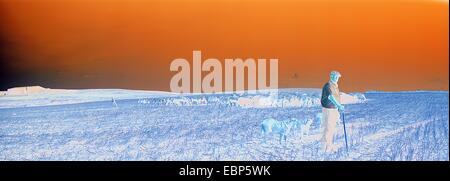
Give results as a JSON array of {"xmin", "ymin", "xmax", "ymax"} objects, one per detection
[{"xmin": 321, "ymin": 71, "xmax": 345, "ymax": 152}]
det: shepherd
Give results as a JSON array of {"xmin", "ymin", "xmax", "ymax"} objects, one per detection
[{"xmin": 320, "ymin": 71, "xmax": 345, "ymax": 152}]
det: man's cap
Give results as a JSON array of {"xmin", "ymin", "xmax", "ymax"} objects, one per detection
[{"xmin": 330, "ymin": 71, "xmax": 341, "ymax": 77}]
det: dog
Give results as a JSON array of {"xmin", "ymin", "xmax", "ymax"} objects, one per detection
[{"xmin": 261, "ymin": 117, "xmax": 313, "ymax": 144}]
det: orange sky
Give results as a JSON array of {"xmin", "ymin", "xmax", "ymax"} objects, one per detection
[{"xmin": 0, "ymin": 0, "xmax": 448, "ymax": 92}]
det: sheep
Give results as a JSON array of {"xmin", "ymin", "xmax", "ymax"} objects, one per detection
[{"xmin": 261, "ymin": 117, "xmax": 313, "ymax": 144}]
